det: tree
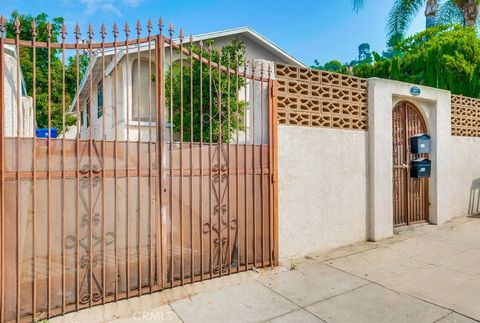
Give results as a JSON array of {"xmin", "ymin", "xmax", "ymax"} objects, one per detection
[
  {"xmin": 311, "ymin": 60, "xmax": 345, "ymax": 72},
  {"xmin": 353, "ymin": 25, "xmax": 480, "ymax": 98},
  {"xmin": 4, "ymin": 11, "xmax": 88, "ymax": 133},
  {"xmin": 438, "ymin": 0, "xmax": 480, "ymax": 27},
  {"xmin": 352, "ymin": 0, "xmax": 439, "ymax": 38},
  {"xmin": 358, "ymin": 43, "xmax": 372, "ymax": 62},
  {"xmin": 352, "ymin": 0, "xmax": 479, "ymax": 39},
  {"xmin": 166, "ymin": 39, "xmax": 247, "ymax": 143}
]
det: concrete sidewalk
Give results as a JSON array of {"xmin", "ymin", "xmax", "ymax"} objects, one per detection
[{"xmin": 54, "ymin": 216, "xmax": 480, "ymax": 323}]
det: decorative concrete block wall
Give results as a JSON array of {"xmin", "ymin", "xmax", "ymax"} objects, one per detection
[
  {"xmin": 275, "ymin": 64, "xmax": 369, "ymax": 258},
  {"xmin": 275, "ymin": 63, "xmax": 368, "ymax": 130},
  {"xmin": 451, "ymin": 95, "xmax": 480, "ymax": 137},
  {"xmin": 275, "ymin": 64, "xmax": 480, "ymax": 259}
]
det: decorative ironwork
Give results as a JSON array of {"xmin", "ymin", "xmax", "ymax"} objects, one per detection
[
  {"xmin": 392, "ymin": 102, "xmax": 429, "ymax": 227},
  {"xmin": 275, "ymin": 63, "xmax": 368, "ymax": 130},
  {"xmin": 203, "ymin": 144, "xmax": 237, "ymax": 274},
  {"xmin": 65, "ymin": 145, "xmax": 114, "ymax": 305},
  {"xmin": 451, "ymin": 94, "xmax": 480, "ymax": 137},
  {"xmin": 0, "ymin": 17, "xmax": 276, "ymax": 322}
]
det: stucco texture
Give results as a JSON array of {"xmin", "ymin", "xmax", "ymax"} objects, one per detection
[
  {"xmin": 449, "ymin": 136, "xmax": 480, "ymax": 217},
  {"xmin": 277, "ymin": 125, "xmax": 368, "ymax": 259}
]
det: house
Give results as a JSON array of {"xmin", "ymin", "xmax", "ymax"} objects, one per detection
[
  {"xmin": 69, "ymin": 27, "xmax": 306, "ymax": 141},
  {"xmin": 2, "ymin": 44, "xmax": 34, "ymax": 137}
]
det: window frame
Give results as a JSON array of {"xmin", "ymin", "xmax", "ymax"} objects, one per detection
[{"xmin": 129, "ymin": 58, "xmax": 157, "ymax": 125}]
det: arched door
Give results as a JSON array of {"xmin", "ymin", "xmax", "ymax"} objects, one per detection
[{"xmin": 392, "ymin": 101, "xmax": 429, "ymax": 227}]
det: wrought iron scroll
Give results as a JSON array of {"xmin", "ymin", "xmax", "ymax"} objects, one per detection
[{"xmin": 203, "ymin": 144, "xmax": 237, "ymax": 275}]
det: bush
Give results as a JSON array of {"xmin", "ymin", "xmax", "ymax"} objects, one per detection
[{"xmin": 354, "ymin": 25, "xmax": 480, "ymax": 98}]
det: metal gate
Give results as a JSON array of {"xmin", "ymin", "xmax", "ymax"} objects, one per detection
[
  {"xmin": 0, "ymin": 17, "xmax": 278, "ymax": 322},
  {"xmin": 392, "ymin": 101, "xmax": 429, "ymax": 227}
]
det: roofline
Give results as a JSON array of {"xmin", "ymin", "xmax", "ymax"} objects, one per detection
[
  {"xmin": 90, "ymin": 26, "xmax": 306, "ymax": 65},
  {"xmin": 71, "ymin": 26, "xmax": 307, "ymax": 110},
  {"xmin": 193, "ymin": 27, "xmax": 307, "ymax": 68}
]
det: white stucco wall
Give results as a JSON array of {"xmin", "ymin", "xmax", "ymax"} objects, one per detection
[
  {"xmin": 278, "ymin": 125, "xmax": 368, "ymax": 259},
  {"xmin": 368, "ymin": 78, "xmax": 452, "ymax": 241},
  {"xmin": 449, "ymin": 136, "xmax": 480, "ymax": 217},
  {"xmin": 3, "ymin": 49, "xmax": 34, "ymax": 138}
]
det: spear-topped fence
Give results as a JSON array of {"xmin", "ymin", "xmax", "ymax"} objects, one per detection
[{"xmin": 0, "ymin": 16, "xmax": 278, "ymax": 322}]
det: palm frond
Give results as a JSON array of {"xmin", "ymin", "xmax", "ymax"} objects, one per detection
[
  {"xmin": 438, "ymin": 0, "xmax": 465, "ymax": 25},
  {"xmin": 352, "ymin": 0, "xmax": 366, "ymax": 13},
  {"xmin": 386, "ymin": 0, "xmax": 427, "ymax": 38}
]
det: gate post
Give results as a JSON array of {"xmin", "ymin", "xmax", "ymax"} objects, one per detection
[
  {"xmin": 269, "ymin": 79, "xmax": 279, "ymax": 265},
  {"xmin": 155, "ymin": 31, "xmax": 167, "ymax": 289},
  {"xmin": 0, "ymin": 16, "xmax": 5, "ymax": 322}
]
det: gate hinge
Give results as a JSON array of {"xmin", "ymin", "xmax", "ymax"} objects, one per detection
[{"xmin": 271, "ymin": 173, "xmax": 278, "ymax": 184}]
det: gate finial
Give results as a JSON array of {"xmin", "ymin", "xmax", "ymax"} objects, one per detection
[
  {"xmin": 14, "ymin": 17, "xmax": 21, "ymax": 35},
  {"xmin": 168, "ymin": 22, "xmax": 174, "ymax": 38},
  {"xmin": 100, "ymin": 23, "xmax": 106, "ymax": 41},
  {"xmin": 87, "ymin": 23, "xmax": 93, "ymax": 41},
  {"xmin": 179, "ymin": 28, "xmax": 184, "ymax": 43},
  {"xmin": 74, "ymin": 23, "xmax": 81, "ymax": 40},
  {"xmin": 158, "ymin": 17, "xmax": 163, "ymax": 34},
  {"xmin": 31, "ymin": 19, "xmax": 37, "ymax": 37},
  {"xmin": 46, "ymin": 21, "xmax": 52, "ymax": 39},
  {"xmin": 0, "ymin": 15, "xmax": 5, "ymax": 34},
  {"xmin": 113, "ymin": 23, "xmax": 118, "ymax": 39},
  {"xmin": 61, "ymin": 22, "xmax": 67, "ymax": 40},
  {"xmin": 136, "ymin": 19, "xmax": 142, "ymax": 36},
  {"xmin": 147, "ymin": 18, "xmax": 152, "ymax": 34},
  {"xmin": 124, "ymin": 21, "xmax": 130, "ymax": 38}
]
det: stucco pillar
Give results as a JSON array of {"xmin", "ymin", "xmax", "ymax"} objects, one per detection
[
  {"xmin": 368, "ymin": 79, "xmax": 395, "ymax": 241},
  {"xmin": 368, "ymin": 78, "xmax": 452, "ymax": 241}
]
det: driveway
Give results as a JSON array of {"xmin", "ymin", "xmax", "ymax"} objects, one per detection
[{"xmin": 54, "ymin": 216, "xmax": 480, "ymax": 323}]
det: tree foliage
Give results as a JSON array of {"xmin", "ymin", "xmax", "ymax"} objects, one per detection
[
  {"xmin": 352, "ymin": 0, "xmax": 479, "ymax": 39},
  {"xmin": 5, "ymin": 11, "xmax": 88, "ymax": 132},
  {"xmin": 166, "ymin": 39, "xmax": 247, "ymax": 143},
  {"xmin": 325, "ymin": 25, "xmax": 480, "ymax": 98}
]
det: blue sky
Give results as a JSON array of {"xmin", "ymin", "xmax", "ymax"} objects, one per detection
[{"xmin": 3, "ymin": 0, "xmax": 425, "ymax": 65}]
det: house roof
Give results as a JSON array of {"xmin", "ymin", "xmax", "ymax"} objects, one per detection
[
  {"xmin": 70, "ymin": 26, "xmax": 306, "ymax": 111},
  {"xmin": 177, "ymin": 27, "xmax": 306, "ymax": 67}
]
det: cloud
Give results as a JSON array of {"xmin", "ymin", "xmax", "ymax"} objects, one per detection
[
  {"xmin": 79, "ymin": 0, "xmax": 142, "ymax": 17},
  {"xmin": 122, "ymin": 0, "xmax": 141, "ymax": 7}
]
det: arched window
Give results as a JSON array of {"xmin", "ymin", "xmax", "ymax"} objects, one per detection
[{"xmin": 132, "ymin": 59, "xmax": 157, "ymax": 122}]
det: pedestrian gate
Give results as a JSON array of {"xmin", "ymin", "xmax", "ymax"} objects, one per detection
[{"xmin": 392, "ymin": 101, "xmax": 429, "ymax": 227}]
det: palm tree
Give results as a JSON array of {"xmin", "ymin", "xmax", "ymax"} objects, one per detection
[
  {"xmin": 440, "ymin": 0, "xmax": 480, "ymax": 26},
  {"xmin": 352, "ymin": 0, "xmax": 479, "ymax": 39},
  {"xmin": 463, "ymin": 0, "xmax": 480, "ymax": 26},
  {"xmin": 352, "ymin": 0, "xmax": 439, "ymax": 38}
]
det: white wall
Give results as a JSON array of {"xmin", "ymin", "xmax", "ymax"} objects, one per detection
[
  {"xmin": 3, "ymin": 49, "xmax": 34, "ymax": 138},
  {"xmin": 278, "ymin": 125, "xmax": 368, "ymax": 259},
  {"xmin": 449, "ymin": 137, "xmax": 480, "ymax": 217},
  {"xmin": 368, "ymin": 79, "xmax": 452, "ymax": 241}
]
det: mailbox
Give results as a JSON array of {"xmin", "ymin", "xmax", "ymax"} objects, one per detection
[
  {"xmin": 410, "ymin": 158, "xmax": 431, "ymax": 179},
  {"xmin": 410, "ymin": 133, "xmax": 431, "ymax": 154}
]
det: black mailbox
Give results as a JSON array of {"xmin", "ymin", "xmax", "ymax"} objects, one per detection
[
  {"xmin": 410, "ymin": 158, "xmax": 431, "ymax": 179},
  {"xmin": 410, "ymin": 133, "xmax": 431, "ymax": 154}
]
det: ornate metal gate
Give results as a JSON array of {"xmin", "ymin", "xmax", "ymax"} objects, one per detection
[
  {"xmin": 392, "ymin": 101, "xmax": 429, "ymax": 227},
  {"xmin": 0, "ymin": 16, "xmax": 278, "ymax": 322}
]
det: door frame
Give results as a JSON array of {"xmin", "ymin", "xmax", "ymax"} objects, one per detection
[
  {"xmin": 368, "ymin": 79, "xmax": 451, "ymax": 241},
  {"xmin": 392, "ymin": 101, "xmax": 430, "ymax": 227}
]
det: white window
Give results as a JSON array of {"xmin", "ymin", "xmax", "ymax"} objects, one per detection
[{"xmin": 132, "ymin": 59, "xmax": 156, "ymax": 122}]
